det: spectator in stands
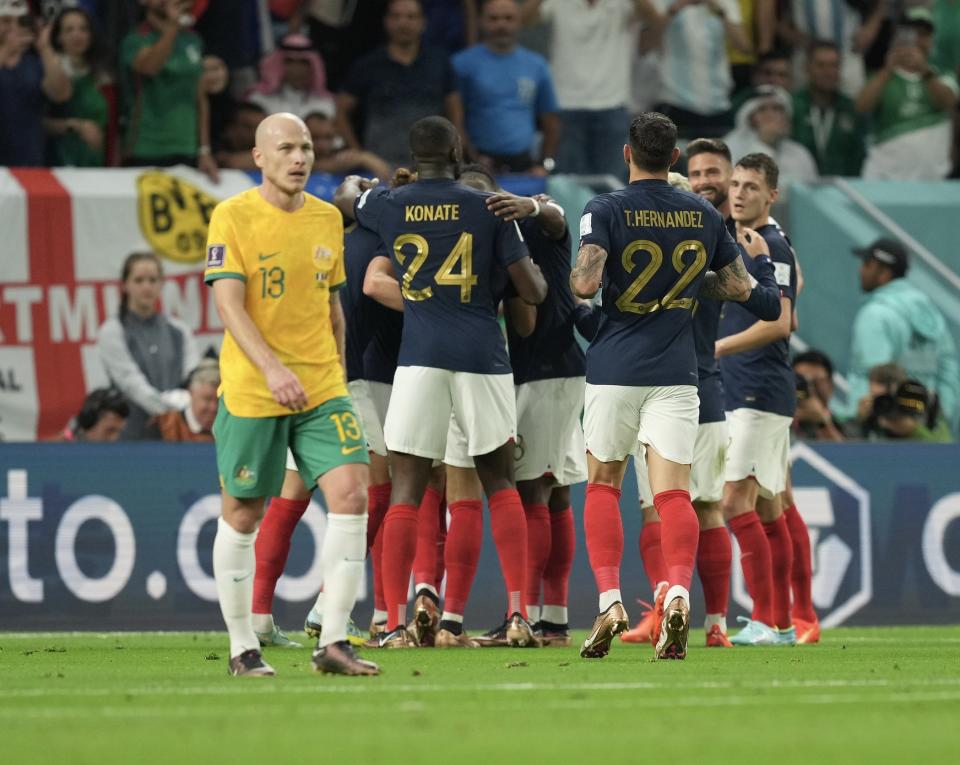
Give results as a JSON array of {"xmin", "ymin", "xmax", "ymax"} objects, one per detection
[
  {"xmin": 305, "ymin": 111, "xmax": 392, "ymax": 178},
  {"xmin": 247, "ymin": 32, "xmax": 335, "ymax": 120},
  {"xmin": 644, "ymin": 0, "xmax": 751, "ymax": 138},
  {"xmin": 0, "ymin": 0, "xmax": 72, "ymax": 167},
  {"xmin": 728, "ymin": 0, "xmax": 777, "ymax": 92},
  {"xmin": 932, "ymin": 0, "xmax": 960, "ymax": 76},
  {"xmin": 779, "ymin": 0, "xmax": 883, "ymax": 96},
  {"xmin": 841, "ymin": 238, "xmax": 959, "ymax": 433},
  {"xmin": 120, "ymin": 0, "xmax": 218, "ymax": 181},
  {"xmin": 214, "ymin": 100, "xmax": 264, "ymax": 169},
  {"xmin": 45, "ymin": 6, "xmax": 113, "ymax": 167},
  {"xmin": 202, "ymin": 54, "xmax": 237, "ymax": 156},
  {"xmin": 336, "ymin": 0, "xmax": 464, "ymax": 169},
  {"xmin": 422, "ymin": 0, "xmax": 479, "ymax": 53},
  {"xmin": 96, "ymin": 252, "xmax": 200, "ymax": 441},
  {"xmin": 791, "ymin": 40, "xmax": 867, "ymax": 176},
  {"xmin": 56, "ymin": 388, "xmax": 130, "ymax": 443},
  {"xmin": 857, "ymin": 368, "xmax": 952, "ymax": 442},
  {"xmin": 793, "ymin": 349, "xmax": 845, "ymax": 441},
  {"xmin": 521, "ymin": 0, "xmax": 658, "ymax": 178},
  {"xmin": 857, "ymin": 8, "xmax": 959, "ymax": 180},
  {"xmin": 724, "ymin": 85, "xmax": 819, "ymax": 181},
  {"xmin": 453, "ymin": 0, "xmax": 560, "ymax": 174},
  {"xmin": 154, "ymin": 359, "xmax": 218, "ymax": 442},
  {"xmin": 731, "ymin": 48, "xmax": 793, "ymax": 113}
]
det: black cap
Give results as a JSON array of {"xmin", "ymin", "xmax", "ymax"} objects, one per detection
[
  {"xmin": 852, "ymin": 238, "xmax": 909, "ymax": 277},
  {"xmin": 895, "ymin": 380, "xmax": 929, "ymax": 417}
]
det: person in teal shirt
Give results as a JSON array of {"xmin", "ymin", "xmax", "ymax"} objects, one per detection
[
  {"xmin": 46, "ymin": 6, "xmax": 110, "ymax": 167},
  {"xmin": 791, "ymin": 41, "xmax": 866, "ymax": 176},
  {"xmin": 120, "ymin": 0, "xmax": 218, "ymax": 180},
  {"xmin": 837, "ymin": 238, "xmax": 959, "ymax": 436}
]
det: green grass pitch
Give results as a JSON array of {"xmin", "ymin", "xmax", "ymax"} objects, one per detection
[{"xmin": 2, "ymin": 626, "xmax": 959, "ymax": 763}]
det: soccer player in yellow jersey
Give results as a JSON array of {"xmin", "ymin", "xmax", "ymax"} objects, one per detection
[{"xmin": 204, "ymin": 112, "xmax": 378, "ymax": 677}]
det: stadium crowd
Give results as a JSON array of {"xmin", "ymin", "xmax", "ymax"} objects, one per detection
[{"xmin": 1, "ymin": 0, "xmax": 959, "ymax": 179}]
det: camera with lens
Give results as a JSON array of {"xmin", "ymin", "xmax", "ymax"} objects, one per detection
[{"xmin": 868, "ymin": 379, "xmax": 938, "ymax": 439}]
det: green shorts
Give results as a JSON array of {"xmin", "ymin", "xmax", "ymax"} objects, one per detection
[{"xmin": 213, "ymin": 395, "xmax": 369, "ymax": 499}]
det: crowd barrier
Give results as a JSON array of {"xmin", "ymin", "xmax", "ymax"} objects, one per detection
[{"xmin": 2, "ymin": 441, "xmax": 958, "ymax": 631}]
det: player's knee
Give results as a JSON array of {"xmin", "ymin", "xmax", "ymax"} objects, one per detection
[{"xmin": 327, "ymin": 483, "xmax": 368, "ymax": 516}]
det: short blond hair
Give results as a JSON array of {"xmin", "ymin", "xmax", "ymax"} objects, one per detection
[{"xmin": 667, "ymin": 172, "xmax": 692, "ymax": 192}]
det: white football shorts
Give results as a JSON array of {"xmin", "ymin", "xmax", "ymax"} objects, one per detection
[
  {"xmin": 514, "ymin": 376, "xmax": 587, "ymax": 485},
  {"xmin": 724, "ymin": 407, "xmax": 792, "ymax": 498}
]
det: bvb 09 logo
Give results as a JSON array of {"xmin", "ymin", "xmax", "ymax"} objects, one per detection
[{"xmin": 136, "ymin": 171, "xmax": 220, "ymax": 264}]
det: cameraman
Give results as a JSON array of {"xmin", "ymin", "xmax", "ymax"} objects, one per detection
[
  {"xmin": 793, "ymin": 350, "xmax": 844, "ymax": 442},
  {"xmin": 859, "ymin": 365, "xmax": 951, "ymax": 442}
]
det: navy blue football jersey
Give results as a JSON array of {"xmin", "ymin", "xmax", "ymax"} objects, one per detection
[
  {"xmin": 341, "ymin": 225, "xmax": 387, "ymax": 382},
  {"xmin": 578, "ymin": 179, "xmax": 740, "ymax": 387},
  {"xmin": 507, "ymin": 214, "xmax": 585, "ymax": 384},
  {"xmin": 719, "ymin": 222, "xmax": 798, "ymax": 417},
  {"xmin": 355, "ymin": 178, "xmax": 528, "ymax": 373}
]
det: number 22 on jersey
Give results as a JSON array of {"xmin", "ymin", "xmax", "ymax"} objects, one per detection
[
  {"xmin": 393, "ymin": 232, "xmax": 478, "ymax": 302},
  {"xmin": 614, "ymin": 239, "xmax": 706, "ymax": 315}
]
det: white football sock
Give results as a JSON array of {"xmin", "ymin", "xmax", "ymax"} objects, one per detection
[
  {"xmin": 541, "ymin": 605, "xmax": 568, "ymax": 625},
  {"xmin": 213, "ymin": 517, "xmax": 260, "ymax": 658},
  {"xmin": 599, "ymin": 589, "xmax": 622, "ymax": 613},
  {"xmin": 317, "ymin": 513, "xmax": 367, "ymax": 648},
  {"xmin": 310, "ymin": 590, "xmax": 325, "ymax": 623},
  {"xmin": 372, "ymin": 609, "xmax": 388, "ymax": 624},
  {"xmin": 440, "ymin": 611, "xmax": 464, "ymax": 624},
  {"xmin": 526, "ymin": 605, "xmax": 541, "ymax": 624},
  {"xmin": 415, "ymin": 582, "xmax": 439, "ymax": 599},
  {"xmin": 251, "ymin": 613, "xmax": 274, "ymax": 634},
  {"xmin": 664, "ymin": 584, "xmax": 690, "ymax": 607},
  {"xmin": 704, "ymin": 613, "xmax": 727, "ymax": 632}
]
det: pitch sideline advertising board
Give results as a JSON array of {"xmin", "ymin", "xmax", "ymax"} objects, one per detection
[{"xmin": 1, "ymin": 442, "xmax": 958, "ymax": 631}]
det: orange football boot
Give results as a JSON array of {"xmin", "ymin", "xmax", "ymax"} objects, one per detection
[
  {"xmin": 620, "ymin": 600, "xmax": 656, "ymax": 643},
  {"xmin": 794, "ymin": 617, "xmax": 821, "ymax": 644},
  {"xmin": 705, "ymin": 624, "xmax": 733, "ymax": 647}
]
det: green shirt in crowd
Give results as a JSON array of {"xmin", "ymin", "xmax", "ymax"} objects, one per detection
[
  {"xmin": 932, "ymin": 0, "xmax": 960, "ymax": 76},
  {"xmin": 121, "ymin": 27, "xmax": 203, "ymax": 160},
  {"xmin": 791, "ymin": 89, "xmax": 866, "ymax": 176},
  {"xmin": 50, "ymin": 69, "xmax": 108, "ymax": 167},
  {"xmin": 870, "ymin": 67, "xmax": 958, "ymax": 145}
]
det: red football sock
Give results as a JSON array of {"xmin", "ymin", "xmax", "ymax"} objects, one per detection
[
  {"xmin": 252, "ymin": 496, "xmax": 309, "ymax": 614},
  {"xmin": 523, "ymin": 503, "xmax": 551, "ymax": 611},
  {"xmin": 584, "ymin": 483, "xmax": 623, "ymax": 595},
  {"xmin": 488, "ymin": 488, "xmax": 529, "ymax": 617},
  {"xmin": 763, "ymin": 515, "xmax": 794, "ymax": 630},
  {"xmin": 434, "ymin": 496, "xmax": 447, "ymax": 592},
  {"xmin": 371, "ymin": 523, "xmax": 386, "ymax": 613},
  {"xmin": 412, "ymin": 486, "xmax": 443, "ymax": 589},
  {"xmin": 639, "ymin": 520, "xmax": 668, "ymax": 591},
  {"xmin": 783, "ymin": 503, "xmax": 816, "ymax": 622},
  {"xmin": 543, "ymin": 506, "xmax": 575, "ymax": 607},
  {"xmin": 366, "ymin": 482, "xmax": 392, "ymax": 553},
  {"xmin": 381, "ymin": 503, "xmax": 418, "ymax": 629},
  {"xmin": 697, "ymin": 526, "xmax": 732, "ymax": 615},
  {"xmin": 728, "ymin": 511, "xmax": 774, "ymax": 626},
  {"xmin": 442, "ymin": 499, "xmax": 483, "ymax": 615},
  {"xmin": 654, "ymin": 490, "xmax": 699, "ymax": 591}
]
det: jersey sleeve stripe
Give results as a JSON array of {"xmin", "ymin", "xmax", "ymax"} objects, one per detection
[{"xmin": 204, "ymin": 271, "xmax": 247, "ymax": 284}]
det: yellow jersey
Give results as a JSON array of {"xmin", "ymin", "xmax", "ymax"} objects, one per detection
[{"xmin": 204, "ymin": 187, "xmax": 347, "ymax": 418}]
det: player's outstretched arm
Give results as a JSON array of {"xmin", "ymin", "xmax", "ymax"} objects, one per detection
[
  {"xmin": 330, "ymin": 291, "xmax": 347, "ymax": 378},
  {"xmin": 508, "ymin": 257, "xmax": 548, "ymax": 305},
  {"xmin": 714, "ymin": 296, "xmax": 792, "ymax": 357},
  {"xmin": 486, "ymin": 193, "xmax": 566, "ymax": 241},
  {"xmin": 570, "ymin": 244, "xmax": 607, "ymax": 298},
  {"xmin": 505, "ymin": 297, "xmax": 537, "ymax": 338},
  {"xmin": 363, "ymin": 255, "xmax": 403, "ymax": 312},
  {"xmin": 332, "ymin": 175, "xmax": 379, "ymax": 219},
  {"xmin": 699, "ymin": 257, "xmax": 753, "ymax": 303},
  {"xmin": 212, "ymin": 279, "xmax": 308, "ymax": 410}
]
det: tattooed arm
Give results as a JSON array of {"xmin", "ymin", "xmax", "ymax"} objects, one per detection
[
  {"xmin": 699, "ymin": 257, "xmax": 754, "ymax": 302},
  {"xmin": 570, "ymin": 244, "xmax": 607, "ymax": 298}
]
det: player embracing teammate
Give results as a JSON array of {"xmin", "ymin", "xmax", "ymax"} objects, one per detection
[{"xmin": 571, "ymin": 113, "xmax": 780, "ymax": 660}]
